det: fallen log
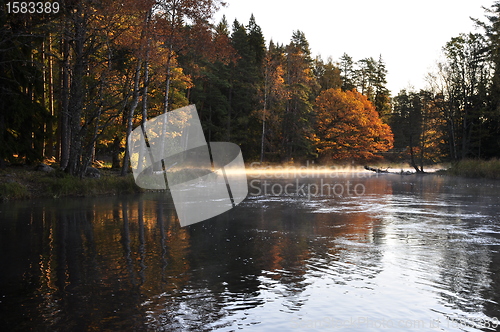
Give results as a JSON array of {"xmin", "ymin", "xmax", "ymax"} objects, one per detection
[
  {"xmin": 364, "ymin": 166, "xmax": 389, "ymax": 173},
  {"xmin": 364, "ymin": 166, "xmax": 414, "ymax": 175}
]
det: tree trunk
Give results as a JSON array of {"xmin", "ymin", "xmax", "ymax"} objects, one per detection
[
  {"xmin": 137, "ymin": 59, "xmax": 150, "ymax": 174},
  {"xmin": 45, "ymin": 35, "xmax": 55, "ymax": 159},
  {"xmin": 111, "ymin": 136, "xmax": 122, "ymax": 169},
  {"xmin": 408, "ymin": 136, "xmax": 421, "ymax": 173},
  {"xmin": 59, "ymin": 26, "xmax": 71, "ymax": 169},
  {"xmin": 121, "ymin": 60, "xmax": 143, "ymax": 176},
  {"xmin": 0, "ymin": 113, "xmax": 5, "ymax": 168},
  {"xmin": 66, "ymin": 6, "xmax": 87, "ymax": 177},
  {"xmin": 260, "ymin": 62, "xmax": 268, "ymax": 163}
]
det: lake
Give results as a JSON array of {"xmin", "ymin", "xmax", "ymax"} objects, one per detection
[{"xmin": 1, "ymin": 171, "xmax": 500, "ymax": 331}]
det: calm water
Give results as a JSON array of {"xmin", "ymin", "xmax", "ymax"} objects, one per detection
[{"xmin": 1, "ymin": 173, "xmax": 500, "ymax": 331}]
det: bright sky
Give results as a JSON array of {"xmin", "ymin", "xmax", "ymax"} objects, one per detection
[{"xmin": 214, "ymin": 0, "xmax": 496, "ymax": 95}]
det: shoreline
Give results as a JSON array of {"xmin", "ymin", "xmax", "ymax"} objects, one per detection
[
  {"xmin": 1, "ymin": 159, "xmax": 498, "ymax": 201},
  {"xmin": 0, "ymin": 166, "xmax": 143, "ymax": 201}
]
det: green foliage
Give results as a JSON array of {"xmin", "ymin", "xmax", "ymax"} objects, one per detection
[
  {"xmin": 228, "ymin": 18, "xmax": 264, "ymax": 158},
  {"xmin": 339, "ymin": 53, "xmax": 356, "ymax": 91},
  {"xmin": 281, "ymin": 30, "xmax": 317, "ymax": 161},
  {"xmin": 314, "ymin": 56, "xmax": 342, "ymax": 93}
]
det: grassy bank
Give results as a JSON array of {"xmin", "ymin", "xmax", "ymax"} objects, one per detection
[
  {"xmin": 0, "ymin": 167, "xmax": 143, "ymax": 201},
  {"xmin": 445, "ymin": 159, "xmax": 500, "ymax": 179}
]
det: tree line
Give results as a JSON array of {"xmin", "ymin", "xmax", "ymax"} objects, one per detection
[
  {"xmin": 2, "ymin": 0, "xmax": 500, "ymax": 176},
  {"xmin": 391, "ymin": 4, "xmax": 500, "ymax": 172}
]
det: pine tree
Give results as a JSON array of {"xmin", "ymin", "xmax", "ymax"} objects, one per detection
[
  {"xmin": 282, "ymin": 30, "xmax": 318, "ymax": 161},
  {"xmin": 259, "ymin": 41, "xmax": 288, "ymax": 161},
  {"xmin": 373, "ymin": 55, "xmax": 391, "ymax": 120},
  {"xmin": 0, "ymin": 1, "xmax": 51, "ymax": 165},
  {"xmin": 314, "ymin": 56, "xmax": 342, "ymax": 94},
  {"xmin": 339, "ymin": 53, "xmax": 356, "ymax": 91},
  {"xmin": 227, "ymin": 19, "xmax": 262, "ymax": 157},
  {"xmin": 472, "ymin": 2, "xmax": 500, "ymax": 158}
]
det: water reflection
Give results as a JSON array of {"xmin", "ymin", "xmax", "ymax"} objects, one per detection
[{"xmin": 0, "ymin": 174, "xmax": 500, "ymax": 331}]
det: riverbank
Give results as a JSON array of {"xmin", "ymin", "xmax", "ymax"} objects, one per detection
[
  {"xmin": 445, "ymin": 159, "xmax": 500, "ymax": 179},
  {"xmin": 1, "ymin": 159, "xmax": 499, "ymax": 201},
  {"xmin": 0, "ymin": 166, "xmax": 142, "ymax": 200}
]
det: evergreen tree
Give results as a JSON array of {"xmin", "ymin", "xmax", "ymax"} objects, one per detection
[
  {"xmin": 314, "ymin": 56, "xmax": 342, "ymax": 94},
  {"xmin": 391, "ymin": 89, "xmax": 447, "ymax": 171},
  {"xmin": 436, "ymin": 33, "xmax": 491, "ymax": 160},
  {"xmin": 0, "ymin": 5, "xmax": 51, "ymax": 165},
  {"xmin": 259, "ymin": 41, "xmax": 288, "ymax": 161},
  {"xmin": 373, "ymin": 55, "xmax": 391, "ymax": 120},
  {"xmin": 472, "ymin": 2, "xmax": 500, "ymax": 158},
  {"xmin": 355, "ymin": 57, "xmax": 377, "ymax": 99},
  {"xmin": 186, "ymin": 16, "xmax": 235, "ymax": 142},
  {"xmin": 228, "ymin": 18, "xmax": 262, "ymax": 158},
  {"xmin": 339, "ymin": 53, "xmax": 356, "ymax": 91},
  {"xmin": 247, "ymin": 14, "xmax": 266, "ymax": 67},
  {"xmin": 281, "ymin": 30, "xmax": 318, "ymax": 161}
]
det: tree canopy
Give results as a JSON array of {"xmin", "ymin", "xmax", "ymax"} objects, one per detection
[{"xmin": 313, "ymin": 89, "xmax": 393, "ymax": 162}]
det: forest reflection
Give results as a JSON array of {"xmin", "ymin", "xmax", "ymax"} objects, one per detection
[{"xmin": 1, "ymin": 175, "xmax": 500, "ymax": 331}]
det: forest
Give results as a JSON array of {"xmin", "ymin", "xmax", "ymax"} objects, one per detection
[{"xmin": 2, "ymin": 0, "xmax": 500, "ymax": 177}]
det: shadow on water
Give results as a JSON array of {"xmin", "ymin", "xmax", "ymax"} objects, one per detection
[{"xmin": 0, "ymin": 174, "xmax": 500, "ymax": 331}]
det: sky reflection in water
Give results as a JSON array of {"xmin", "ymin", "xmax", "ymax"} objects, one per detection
[{"xmin": 1, "ymin": 174, "xmax": 500, "ymax": 331}]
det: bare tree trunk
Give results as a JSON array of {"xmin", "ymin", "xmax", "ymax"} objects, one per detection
[
  {"xmin": 137, "ymin": 9, "xmax": 153, "ymax": 175},
  {"xmin": 409, "ymin": 136, "xmax": 421, "ymax": 173},
  {"xmin": 66, "ymin": 5, "xmax": 87, "ymax": 177},
  {"xmin": 111, "ymin": 136, "xmax": 122, "ymax": 168},
  {"xmin": 260, "ymin": 66, "xmax": 268, "ymax": 163},
  {"xmin": 121, "ymin": 60, "xmax": 143, "ymax": 176},
  {"xmin": 59, "ymin": 30, "xmax": 71, "ymax": 169},
  {"xmin": 163, "ymin": 54, "xmax": 172, "ymax": 114},
  {"xmin": 0, "ymin": 113, "xmax": 5, "ymax": 168},
  {"xmin": 137, "ymin": 53, "xmax": 151, "ymax": 174},
  {"xmin": 45, "ymin": 35, "xmax": 55, "ymax": 159}
]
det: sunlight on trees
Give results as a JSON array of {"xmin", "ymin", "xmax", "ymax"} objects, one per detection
[
  {"xmin": 3, "ymin": 1, "xmax": 500, "ymax": 172},
  {"xmin": 313, "ymin": 89, "xmax": 393, "ymax": 162}
]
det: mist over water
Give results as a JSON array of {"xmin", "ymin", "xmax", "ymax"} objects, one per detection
[{"xmin": 1, "ymin": 173, "xmax": 499, "ymax": 331}]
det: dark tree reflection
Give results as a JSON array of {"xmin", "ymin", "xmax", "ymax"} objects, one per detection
[{"xmin": 1, "ymin": 175, "xmax": 500, "ymax": 331}]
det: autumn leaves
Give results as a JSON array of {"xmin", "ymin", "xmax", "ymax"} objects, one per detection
[{"xmin": 312, "ymin": 89, "xmax": 393, "ymax": 162}]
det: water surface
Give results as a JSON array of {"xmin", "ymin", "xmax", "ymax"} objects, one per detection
[{"xmin": 1, "ymin": 173, "xmax": 500, "ymax": 331}]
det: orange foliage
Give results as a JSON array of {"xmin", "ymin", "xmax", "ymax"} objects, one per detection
[{"xmin": 313, "ymin": 88, "xmax": 393, "ymax": 161}]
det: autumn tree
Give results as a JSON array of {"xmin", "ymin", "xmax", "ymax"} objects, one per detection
[{"xmin": 313, "ymin": 88, "xmax": 393, "ymax": 162}]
